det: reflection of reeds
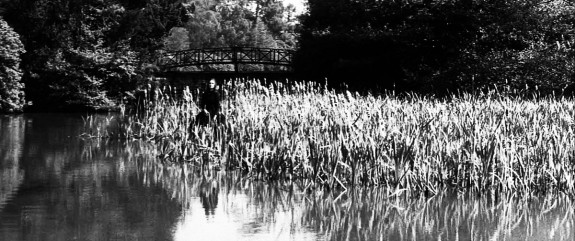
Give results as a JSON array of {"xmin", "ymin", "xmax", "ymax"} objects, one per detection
[
  {"xmin": 85, "ymin": 79, "xmax": 575, "ymax": 196},
  {"xmin": 301, "ymin": 190, "xmax": 574, "ymax": 241},
  {"xmin": 82, "ymin": 129, "xmax": 572, "ymax": 241},
  {"xmin": 131, "ymin": 148, "xmax": 575, "ymax": 241}
]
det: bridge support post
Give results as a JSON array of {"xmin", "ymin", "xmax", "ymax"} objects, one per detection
[
  {"xmin": 232, "ymin": 46, "xmax": 239, "ymax": 73},
  {"xmin": 232, "ymin": 47, "xmax": 238, "ymax": 96}
]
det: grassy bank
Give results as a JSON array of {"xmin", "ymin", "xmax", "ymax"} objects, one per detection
[{"xmin": 84, "ymin": 79, "xmax": 575, "ymax": 197}]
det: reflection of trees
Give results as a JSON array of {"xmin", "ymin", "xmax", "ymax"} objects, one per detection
[
  {"xmin": 0, "ymin": 116, "xmax": 25, "ymax": 211},
  {"xmin": 63, "ymin": 139, "xmax": 182, "ymax": 241},
  {"xmin": 0, "ymin": 114, "xmax": 181, "ymax": 241}
]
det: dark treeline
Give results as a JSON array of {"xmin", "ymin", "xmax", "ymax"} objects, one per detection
[
  {"xmin": 2, "ymin": 0, "xmax": 575, "ymax": 112},
  {"xmin": 0, "ymin": 0, "xmax": 297, "ymax": 112},
  {"xmin": 296, "ymin": 0, "xmax": 575, "ymax": 95}
]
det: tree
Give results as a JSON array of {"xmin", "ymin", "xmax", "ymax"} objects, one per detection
[
  {"xmin": 0, "ymin": 0, "xmax": 298, "ymax": 111},
  {"xmin": 163, "ymin": 0, "xmax": 298, "ymax": 71},
  {"xmin": 114, "ymin": 0, "xmax": 194, "ymax": 58},
  {"xmin": 0, "ymin": 0, "xmax": 191, "ymax": 111},
  {"xmin": 296, "ymin": 0, "xmax": 575, "ymax": 94},
  {"xmin": 0, "ymin": 18, "xmax": 25, "ymax": 113},
  {"xmin": 180, "ymin": 0, "xmax": 297, "ymax": 49},
  {"xmin": 164, "ymin": 27, "xmax": 191, "ymax": 51}
]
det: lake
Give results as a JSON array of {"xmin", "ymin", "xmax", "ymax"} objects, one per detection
[{"xmin": 1, "ymin": 113, "xmax": 573, "ymax": 241}]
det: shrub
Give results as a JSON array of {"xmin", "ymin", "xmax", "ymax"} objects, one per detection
[{"xmin": 0, "ymin": 18, "xmax": 25, "ymax": 113}]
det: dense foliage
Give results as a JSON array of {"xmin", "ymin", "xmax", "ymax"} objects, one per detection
[
  {"xmin": 0, "ymin": 0, "xmax": 297, "ymax": 111},
  {"xmin": 296, "ymin": 0, "xmax": 575, "ymax": 94},
  {"xmin": 0, "ymin": 18, "xmax": 25, "ymax": 113},
  {"xmin": 0, "ymin": 0, "xmax": 173, "ymax": 110},
  {"xmin": 4, "ymin": 0, "xmax": 575, "ymax": 110},
  {"xmin": 165, "ymin": 0, "xmax": 298, "ymax": 71}
]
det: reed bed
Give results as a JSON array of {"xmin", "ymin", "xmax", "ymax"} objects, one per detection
[{"xmin": 84, "ymin": 79, "xmax": 575, "ymax": 197}]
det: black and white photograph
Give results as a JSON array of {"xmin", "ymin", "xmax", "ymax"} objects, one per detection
[{"xmin": 1, "ymin": 0, "xmax": 574, "ymax": 240}]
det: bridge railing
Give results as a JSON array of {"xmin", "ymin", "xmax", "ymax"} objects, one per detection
[{"xmin": 157, "ymin": 47, "xmax": 294, "ymax": 70}]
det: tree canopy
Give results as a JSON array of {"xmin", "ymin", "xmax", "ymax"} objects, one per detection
[
  {"xmin": 0, "ymin": 17, "xmax": 25, "ymax": 113},
  {"xmin": 0, "ymin": 0, "xmax": 298, "ymax": 111},
  {"xmin": 296, "ymin": 0, "xmax": 575, "ymax": 94},
  {"xmin": 3, "ymin": 0, "xmax": 574, "ymax": 111}
]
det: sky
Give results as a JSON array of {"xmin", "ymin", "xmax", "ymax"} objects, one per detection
[{"xmin": 282, "ymin": 0, "xmax": 306, "ymax": 14}]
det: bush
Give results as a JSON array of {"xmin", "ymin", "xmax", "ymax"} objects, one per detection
[{"xmin": 0, "ymin": 18, "xmax": 25, "ymax": 113}]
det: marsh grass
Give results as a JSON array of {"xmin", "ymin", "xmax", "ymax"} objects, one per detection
[{"xmin": 84, "ymin": 79, "xmax": 575, "ymax": 196}]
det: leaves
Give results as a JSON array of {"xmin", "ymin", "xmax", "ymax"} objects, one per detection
[
  {"xmin": 0, "ymin": 0, "xmax": 194, "ymax": 111},
  {"xmin": 0, "ymin": 18, "xmax": 25, "ymax": 113},
  {"xmin": 296, "ymin": 0, "xmax": 575, "ymax": 94}
]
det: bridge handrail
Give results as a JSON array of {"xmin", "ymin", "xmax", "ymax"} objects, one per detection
[
  {"xmin": 161, "ymin": 46, "xmax": 295, "ymax": 54},
  {"xmin": 156, "ymin": 47, "xmax": 295, "ymax": 70}
]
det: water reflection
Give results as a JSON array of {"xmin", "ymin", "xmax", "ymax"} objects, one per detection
[
  {"xmin": 0, "ymin": 114, "xmax": 181, "ymax": 241},
  {"xmin": 1, "ymin": 113, "xmax": 574, "ymax": 241},
  {"xmin": 199, "ymin": 179, "xmax": 219, "ymax": 216},
  {"xmin": 137, "ymin": 154, "xmax": 574, "ymax": 241},
  {"xmin": 302, "ymin": 189, "xmax": 573, "ymax": 241},
  {"xmin": 0, "ymin": 115, "xmax": 25, "ymax": 211}
]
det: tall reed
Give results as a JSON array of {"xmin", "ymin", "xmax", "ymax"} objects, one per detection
[{"xmin": 85, "ymin": 79, "xmax": 575, "ymax": 196}]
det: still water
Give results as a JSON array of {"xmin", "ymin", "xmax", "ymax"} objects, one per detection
[{"xmin": 0, "ymin": 113, "xmax": 573, "ymax": 241}]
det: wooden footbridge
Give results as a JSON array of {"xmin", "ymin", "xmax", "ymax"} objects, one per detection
[{"xmin": 156, "ymin": 47, "xmax": 294, "ymax": 72}]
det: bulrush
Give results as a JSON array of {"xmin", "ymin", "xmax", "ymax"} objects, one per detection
[{"xmin": 84, "ymin": 79, "xmax": 575, "ymax": 197}]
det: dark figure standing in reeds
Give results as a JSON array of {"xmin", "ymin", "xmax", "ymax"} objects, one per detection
[{"xmin": 196, "ymin": 78, "xmax": 224, "ymax": 126}]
